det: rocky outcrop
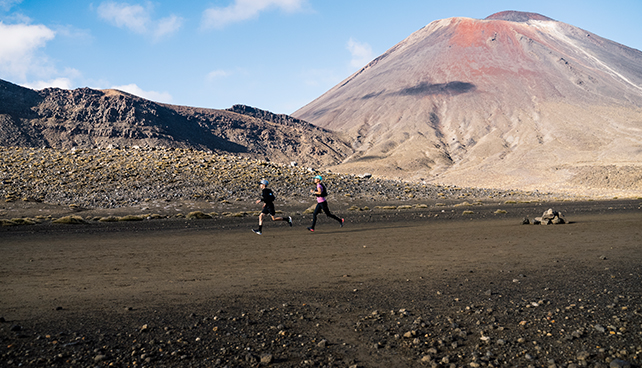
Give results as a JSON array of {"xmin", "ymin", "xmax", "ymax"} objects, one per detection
[{"xmin": 0, "ymin": 80, "xmax": 352, "ymax": 168}]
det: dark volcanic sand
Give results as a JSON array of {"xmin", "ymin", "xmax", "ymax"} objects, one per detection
[{"xmin": 1, "ymin": 200, "xmax": 641, "ymax": 368}]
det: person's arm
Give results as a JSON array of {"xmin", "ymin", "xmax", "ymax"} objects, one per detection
[
  {"xmin": 310, "ymin": 184, "xmax": 322, "ymax": 196},
  {"xmin": 256, "ymin": 189, "xmax": 266, "ymax": 204}
]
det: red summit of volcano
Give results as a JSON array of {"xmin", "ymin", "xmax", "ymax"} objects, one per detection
[{"xmin": 293, "ymin": 11, "xmax": 642, "ymax": 196}]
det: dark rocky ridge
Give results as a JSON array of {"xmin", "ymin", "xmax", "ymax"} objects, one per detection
[{"xmin": 0, "ymin": 79, "xmax": 352, "ymax": 168}]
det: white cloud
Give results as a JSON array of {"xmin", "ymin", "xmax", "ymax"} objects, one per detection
[
  {"xmin": 52, "ymin": 24, "xmax": 92, "ymax": 41},
  {"xmin": 97, "ymin": 1, "xmax": 149, "ymax": 34},
  {"xmin": 202, "ymin": 0, "xmax": 307, "ymax": 29},
  {"xmin": 23, "ymin": 77, "xmax": 73, "ymax": 90},
  {"xmin": 347, "ymin": 37, "xmax": 373, "ymax": 68},
  {"xmin": 0, "ymin": 0, "xmax": 22, "ymax": 11},
  {"xmin": 97, "ymin": 1, "xmax": 182, "ymax": 39},
  {"xmin": 0, "ymin": 21, "xmax": 55, "ymax": 80},
  {"xmin": 207, "ymin": 69, "xmax": 231, "ymax": 80},
  {"xmin": 154, "ymin": 15, "xmax": 182, "ymax": 40},
  {"xmin": 111, "ymin": 83, "xmax": 172, "ymax": 103},
  {"xmin": 0, "ymin": 22, "xmax": 85, "ymax": 89}
]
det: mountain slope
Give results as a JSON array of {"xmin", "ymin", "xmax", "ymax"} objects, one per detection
[
  {"xmin": 0, "ymin": 80, "xmax": 352, "ymax": 167},
  {"xmin": 293, "ymin": 11, "xmax": 642, "ymax": 193}
]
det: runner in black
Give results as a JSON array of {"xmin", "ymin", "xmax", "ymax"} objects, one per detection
[{"xmin": 253, "ymin": 179, "xmax": 292, "ymax": 235}]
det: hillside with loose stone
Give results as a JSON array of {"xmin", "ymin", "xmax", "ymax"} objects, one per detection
[{"xmin": 0, "ymin": 146, "xmax": 556, "ymax": 216}]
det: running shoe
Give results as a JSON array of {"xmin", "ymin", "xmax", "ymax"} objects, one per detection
[
  {"xmin": 307, "ymin": 227, "xmax": 314, "ymax": 232},
  {"xmin": 340, "ymin": 218, "xmax": 345, "ymax": 227},
  {"xmin": 252, "ymin": 229, "xmax": 262, "ymax": 235},
  {"xmin": 288, "ymin": 216, "xmax": 293, "ymax": 227}
]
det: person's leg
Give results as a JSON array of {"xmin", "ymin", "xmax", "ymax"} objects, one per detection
[
  {"xmin": 310, "ymin": 203, "xmax": 322, "ymax": 230},
  {"xmin": 266, "ymin": 203, "xmax": 286, "ymax": 222},
  {"xmin": 270, "ymin": 215, "xmax": 292, "ymax": 226},
  {"xmin": 322, "ymin": 202, "xmax": 343, "ymax": 224},
  {"xmin": 253, "ymin": 212, "xmax": 265, "ymax": 234}
]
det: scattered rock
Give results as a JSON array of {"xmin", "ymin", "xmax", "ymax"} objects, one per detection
[
  {"xmin": 260, "ymin": 353, "xmax": 273, "ymax": 364},
  {"xmin": 610, "ymin": 359, "xmax": 632, "ymax": 368}
]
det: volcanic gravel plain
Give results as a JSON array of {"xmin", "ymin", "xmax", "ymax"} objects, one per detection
[{"xmin": 1, "ymin": 147, "xmax": 641, "ymax": 368}]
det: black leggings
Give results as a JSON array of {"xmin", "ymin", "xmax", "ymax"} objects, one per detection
[{"xmin": 311, "ymin": 201, "xmax": 341, "ymax": 228}]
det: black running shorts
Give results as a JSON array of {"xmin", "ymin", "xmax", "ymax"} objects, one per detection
[{"xmin": 261, "ymin": 202, "xmax": 276, "ymax": 216}]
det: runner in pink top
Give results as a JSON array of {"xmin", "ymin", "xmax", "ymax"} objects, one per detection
[{"xmin": 307, "ymin": 175, "xmax": 344, "ymax": 232}]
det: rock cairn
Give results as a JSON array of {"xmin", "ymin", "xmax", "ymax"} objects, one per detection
[{"xmin": 523, "ymin": 208, "xmax": 566, "ymax": 225}]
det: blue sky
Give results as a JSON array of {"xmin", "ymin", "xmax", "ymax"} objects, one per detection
[{"xmin": 1, "ymin": 0, "xmax": 641, "ymax": 114}]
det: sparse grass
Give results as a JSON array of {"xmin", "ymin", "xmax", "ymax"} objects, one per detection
[
  {"xmin": 1, "ymin": 219, "xmax": 17, "ymax": 226},
  {"xmin": 454, "ymin": 201, "xmax": 473, "ymax": 207},
  {"xmin": 494, "ymin": 209, "xmax": 508, "ymax": 214},
  {"xmin": 187, "ymin": 211, "xmax": 213, "ymax": 219},
  {"xmin": 375, "ymin": 205, "xmax": 398, "ymax": 210},
  {"xmin": 228, "ymin": 212, "xmax": 247, "ymax": 217},
  {"xmin": 118, "ymin": 215, "xmax": 145, "ymax": 221},
  {"xmin": 52, "ymin": 215, "xmax": 86, "ymax": 224},
  {"xmin": 462, "ymin": 210, "xmax": 475, "ymax": 215},
  {"xmin": 11, "ymin": 218, "xmax": 36, "ymax": 225}
]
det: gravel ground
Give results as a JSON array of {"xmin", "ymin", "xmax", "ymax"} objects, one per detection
[
  {"xmin": 1, "ymin": 146, "xmax": 641, "ymax": 368},
  {"xmin": 2, "ymin": 269, "xmax": 641, "ymax": 368},
  {"xmin": 1, "ymin": 203, "xmax": 641, "ymax": 368}
]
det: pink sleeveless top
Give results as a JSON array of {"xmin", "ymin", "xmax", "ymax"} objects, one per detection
[{"xmin": 316, "ymin": 183, "xmax": 326, "ymax": 203}]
